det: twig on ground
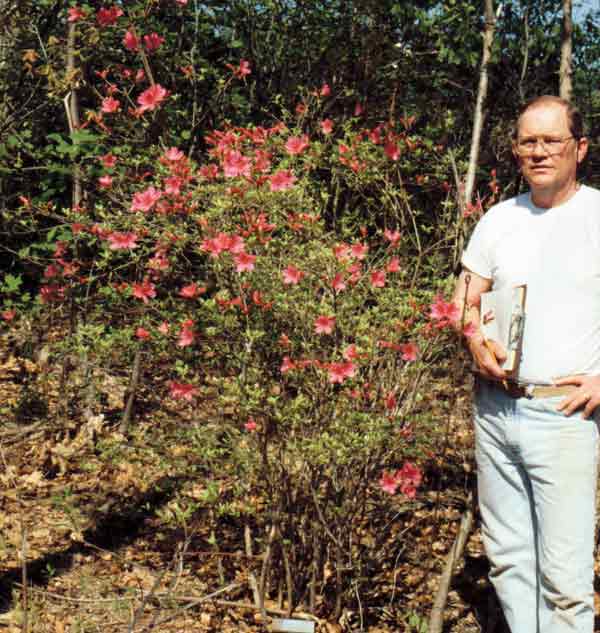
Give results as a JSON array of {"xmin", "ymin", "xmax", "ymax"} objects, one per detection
[
  {"xmin": 15, "ymin": 584, "xmax": 134, "ymax": 604},
  {"xmin": 280, "ymin": 537, "xmax": 294, "ymax": 616},
  {"xmin": 428, "ymin": 491, "xmax": 475, "ymax": 633},
  {"xmin": 244, "ymin": 524, "xmax": 263, "ymax": 614},
  {"xmin": 127, "ymin": 542, "xmax": 181, "ymax": 633},
  {"xmin": 136, "ymin": 582, "xmax": 242, "ymax": 631},
  {"xmin": 20, "ymin": 522, "xmax": 28, "ymax": 633},
  {"xmin": 258, "ymin": 524, "xmax": 276, "ymax": 617}
]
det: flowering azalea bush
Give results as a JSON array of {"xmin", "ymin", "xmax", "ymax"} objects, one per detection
[
  {"xmin": 0, "ymin": 1, "xmax": 471, "ymax": 618},
  {"xmin": 4, "ymin": 112, "xmax": 464, "ymax": 612}
]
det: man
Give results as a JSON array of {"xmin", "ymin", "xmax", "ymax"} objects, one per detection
[{"xmin": 453, "ymin": 95, "xmax": 600, "ymax": 632}]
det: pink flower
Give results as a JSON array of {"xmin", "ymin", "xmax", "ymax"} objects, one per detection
[
  {"xmin": 107, "ymin": 232, "xmax": 138, "ymax": 250},
  {"xmin": 228, "ymin": 59, "xmax": 251, "ymax": 78},
  {"xmin": 135, "ymin": 327, "xmax": 151, "ymax": 340},
  {"xmin": 429, "ymin": 295, "xmax": 460, "ymax": 325},
  {"xmin": 137, "ymin": 84, "xmax": 168, "ymax": 112},
  {"xmin": 2, "ymin": 309, "xmax": 16, "ymax": 321},
  {"xmin": 387, "ymin": 257, "xmax": 400, "ymax": 273},
  {"xmin": 98, "ymin": 175, "xmax": 113, "ymax": 189},
  {"xmin": 223, "ymin": 150, "xmax": 251, "ymax": 178},
  {"xmin": 354, "ymin": 102, "xmax": 364, "ymax": 116},
  {"xmin": 398, "ymin": 342, "xmax": 418, "ymax": 362},
  {"xmin": 281, "ymin": 356, "xmax": 296, "ymax": 373},
  {"xmin": 67, "ymin": 6, "xmax": 86, "ymax": 22},
  {"xmin": 282, "ymin": 266, "xmax": 304, "ymax": 285},
  {"xmin": 123, "ymin": 30, "xmax": 140, "ymax": 52},
  {"xmin": 331, "ymin": 273, "xmax": 347, "ymax": 292},
  {"xmin": 169, "ymin": 381, "xmax": 197, "ymax": 401},
  {"xmin": 148, "ymin": 251, "xmax": 170, "ymax": 271},
  {"xmin": 132, "ymin": 280, "xmax": 156, "ymax": 303},
  {"xmin": 400, "ymin": 462, "xmax": 422, "ymax": 487},
  {"xmin": 100, "ymin": 153, "xmax": 117, "ymax": 168},
  {"xmin": 463, "ymin": 322, "xmax": 477, "ymax": 338},
  {"xmin": 177, "ymin": 321, "xmax": 195, "ymax": 347},
  {"xmin": 350, "ymin": 243, "xmax": 368, "ymax": 260},
  {"xmin": 269, "ymin": 170, "xmax": 296, "ymax": 192},
  {"xmin": 101, "ymin": 97, "xmax": 120, "ymax": 113},
  {"xmin": 285, "ymin": 135, "xmax": 310, "ymax": 155},
  {"xmin": 179, "ymin": 283, "xmax": 205, "ymax": 299},
  {"xmin": 131, "ymin": 186, "xmax": 163, "ymax": 212},
  {"xmin": 96, "ymin": 6, "xmax": 123, "ymax": 27},
  {"xmin": 200, "ymin": 237, "xmax": 223, "ymax": 258},
  {"xmin": 164, "ymin": 147, "xmax": 185, "ymax": 162},
  {"xmin": 199, "ymin": 164, "xmax": 219, "ymax": 180},
  {"xmin": 234, "ymin": 252, "xmax": 256, "ymax": 273},
  {"xmin": 384, "ymin": 141, "xmax": 400, "ymax": 161},
  {"xmin": 379, "ymin": 463, "xmax": 422, "ymax": 497},
  {"xmin": 370, "ymin": 270, "xmax": 386, "ymax": 288},
  {"xmin": 143, "ymin": 33, "xmax": 165, "ymax": 53},
  {"xmin": 333, "ymin": 243, "xmax": 350, "ymax": 261},
  {"xmin": 176, "ymin": 0, "xmax": 189, "ymax": 4},
  {"xmin": 385, "ymin": 392, "xmax": 397, "ymax": 411},
  {"xmin": 164, "ymin": 176, "xmax": 183, "ymax": 195},
  {"xmin": 343, "ymin": 345, "xmax": 359, "ymax": 361},
  {"xmin": 44, "ymin": 264, "xmax": 60, "ymax": 278},
  {"xmin": 228, "ymin": 234, "xmax": 246, "ymax": 254},
  {"xmin": 327, "ymin": 361, "xmax": 356, "ymax": 384},
  {"xmin": 320, "ymin": 119, "xmax": 334, "ymax": 135},
  {"xmin": 379, "ymin": 471, "xmax": 399, "ymax": 494},
  {"xmin": 158, "ymin": 321, "xmax": 170, "ymax": 334},
  {"xmin": 244, "ymin": 418, "xmax": 258, "ymax": 431},
  {"xmin": 314, "ymin": 315, "xmax": 335, "ymax": 335},
  {"xmin": 201, "ymin": 232, "xmax": 244, "ymax": 257},
  {"xmin": 384, "ymin": 229, "xmax": 401, "ymax": 247},
  {"xmin": 319, "ymin": 83, "xmax": 331, "ymax": 97},
  {"xmin": 253, "ymin": 149, "xmax": 271, "ymax": 173},
  {"xmin": 40, "ymin": 285, "xmax": 65, "ymax": 304}
]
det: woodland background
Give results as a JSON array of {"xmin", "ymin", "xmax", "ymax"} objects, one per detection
[{"xmin": 0, "ymin": 1, "xmax": 599, "ymax": 632}]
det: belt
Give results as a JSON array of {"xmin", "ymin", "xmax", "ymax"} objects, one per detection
[{"xmin": 478, "ymin": 377, "xmax": 576, "ymax": 399}]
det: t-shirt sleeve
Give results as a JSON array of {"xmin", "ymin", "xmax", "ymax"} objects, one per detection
[{"xmin": 461, "ymin": 214, "xmax": 493, "ymax": 280}]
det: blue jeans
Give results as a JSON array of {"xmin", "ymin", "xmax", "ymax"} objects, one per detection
[{"xmin": 474, "ymin": 380, "xmax": 599, "ymax": 633}]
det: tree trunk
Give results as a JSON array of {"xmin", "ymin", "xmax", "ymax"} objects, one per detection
[
  {"xmin": 464, "ymin": 0, "xmax": 497, "ymax": 209},
  {"xmin": 455, "ymin": 0, "xmax": 497, "ymax": 269},
  {"xmin": 559, "ymin": 0, "xmax": 573, "ymax": 101},
  {"xmin": 66, "ymin": 21, "xmax": 82, "ymax": 208}
]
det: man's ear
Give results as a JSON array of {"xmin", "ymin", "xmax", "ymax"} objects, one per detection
[{"xmin": 576, "ymin": 137, "xmax": 589, "ymax": 165}]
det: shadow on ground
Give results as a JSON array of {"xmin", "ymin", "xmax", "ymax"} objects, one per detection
[{"xmin": 0, "ymin": 474, "xmax": 185, "ymax": 613}]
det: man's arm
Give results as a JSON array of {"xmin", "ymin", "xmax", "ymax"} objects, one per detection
[{"xmin": 451, "ymin": 267, "xmax": 507, "ymax": 381}]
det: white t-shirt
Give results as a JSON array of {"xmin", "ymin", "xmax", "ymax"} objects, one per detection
[{"xmin": 462, "ymin": 185, "xmax": 600, "ymax": 384}]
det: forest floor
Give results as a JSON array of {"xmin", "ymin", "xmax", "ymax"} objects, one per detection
[{"xmin": 1, "ymin": 342, "xmax": 598, "ymax": 632}]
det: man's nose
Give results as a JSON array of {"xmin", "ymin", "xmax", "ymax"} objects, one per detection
[{"xmin": 530, "ymin": 140, "xmax": 549, "ymax": 157}]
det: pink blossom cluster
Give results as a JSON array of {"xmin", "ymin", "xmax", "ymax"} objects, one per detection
[
  {"xmin": 200, "ymin": 232, "xmax": 259, "ymax": 274},
  {"xmin": 379, "ymin": 462, "xmax": 422, "ymax": 498},
  {"xmin": 429, "ymin": 295, "xmax": 460, "ymax": 328},
  {"xmin": 38, "ymin": 240, "xmax": 80, "ymax": 303},
  {"xmin": 280, "ymin": 355, "xmax": 357, "ymax": 385},
  {"xmin": 169, "ymin": 381, "xmax": 197, "ymax": 401}
]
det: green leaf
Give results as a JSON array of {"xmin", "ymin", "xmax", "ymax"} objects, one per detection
[
  {"xmin": 71, "ymin": 130, "xmax": 101, "ymax": 144},
  {"xmin": 2, "ymin": 274, "xmax": 23, "ymax": 293}
]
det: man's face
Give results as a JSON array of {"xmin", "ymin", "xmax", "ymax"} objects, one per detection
[{"xmin": 513, "ymin": 103, "xmax": 587, "ymax": 197}]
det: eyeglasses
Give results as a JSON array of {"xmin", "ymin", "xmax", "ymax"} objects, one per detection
[{"xmin": 514, "ymin": 136, "xmax": 577, "ymax": 157}]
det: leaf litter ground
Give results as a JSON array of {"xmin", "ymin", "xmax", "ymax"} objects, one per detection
[{"xmin": 3, "ymin": 341, "xmax": 600, "ymax": 632}]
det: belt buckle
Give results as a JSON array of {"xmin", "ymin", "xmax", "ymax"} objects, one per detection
[{"xmin": 504, "ymin": 381, "xmax": 527, "ymax": 399}]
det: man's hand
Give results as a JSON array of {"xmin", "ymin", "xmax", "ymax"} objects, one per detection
[
  {"xmin": 554, "ymin": 375, "xmax": 600, "ymax": 419},
  {"xmin": 467, "ymin": 334, "xmax": 507, "ymax": 381}
]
